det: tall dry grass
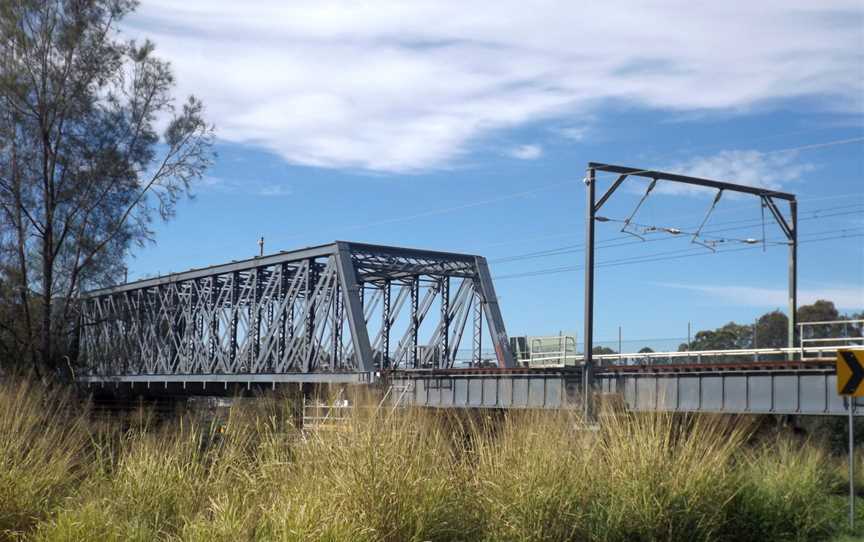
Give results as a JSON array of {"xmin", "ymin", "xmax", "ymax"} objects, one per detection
[
  {"xmin": 0, "ymin": 380, "xmax": 90, "ymax": 540},
  {"xmin": 473, "ymin": 411, "xmax": 756, "ymax": 541},
  {"xmin": 0, "ymin": 380, "xmax": 851, "ymax": 542}
]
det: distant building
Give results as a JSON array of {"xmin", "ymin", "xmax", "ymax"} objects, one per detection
[{"xmin": 510, "ymin": 334, "xmax": 578, "ymax": 368}]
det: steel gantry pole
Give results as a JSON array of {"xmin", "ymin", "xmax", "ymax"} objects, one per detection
[
  {"xmin": 440, "ymin": 276, "xmax": 450, "ymax": 368},
  {"xmin": 585, "ymin": 162, "xmax": 797, "ymax": 367},
  {"xmin": 788, "ymin": 198, "xmax": 798, "ymax": 352},
  {"xmin": 583, "ymin": 166, "xmax": 596, "ymax": 419}
]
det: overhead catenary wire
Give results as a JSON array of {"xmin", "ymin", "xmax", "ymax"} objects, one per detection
[
  {"xmin": 585, "ymin": 135, "xmax": 864, "ymax": 243},
  {"xmin": 284, "ymin": 178, "xmax": 581, "ymax": 241},
  {"xmin": 286, "ymin": 135, "xmax": 864, "ymax": 246},
  {"xmin": 689, "ymin": 189, "xmax": 724, "ymax": 251},
  {"xmin": 620, "ymin": 178, "xmax": 658, "ymax": 240},
  {"xmin": 494, "ymin": 233, "xmax": 863, "ymax": 281},
  {"xmin": 489, "ymin": 204, "xmax": 864, "ymax": 264},
  {"xmin": 475, "ymin": 194, "xmax": 864, "ymax": 250},
  {"xmin": 492, "ymin": 229, "xmax": 864, "ymax": 281},
  {"xmin": 590, "ymin": 136, "xmax": 864, "ymax": 184}
]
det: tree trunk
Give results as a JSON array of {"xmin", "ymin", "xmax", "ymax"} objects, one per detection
[
  {"xmin": 11, "ymin": 134, "xmax": 38, "ymax": 373},
  {"xmin": 40, "ymin": 120, "xmax": 54, "ymax": 374},
  {"xmin": 40, "ymin": 230, "xmax": 53, "ymax": 373}
]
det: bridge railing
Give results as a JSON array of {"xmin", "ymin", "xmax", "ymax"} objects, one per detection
[
  {"xmin": 591, "ymin": 346, "xmax": 841, "ymax": 365},
  {"xmin": 514, "ymin": 320, "xmax": 864, "ymax": 367},
  {"xmin": 523, "ymin": 345, "xmax": 852, "ymax": 367},
  {"xmin": 799, "ymin": 319, "xmax": 864, "ymax": 360}
]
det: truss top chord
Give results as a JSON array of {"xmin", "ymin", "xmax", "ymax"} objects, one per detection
[{"xmin": 82, "ymin": 241, "xmax": 484, "ymax": 298}]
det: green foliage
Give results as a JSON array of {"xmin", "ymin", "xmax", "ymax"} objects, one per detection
[
  {"xmin": 678, "ymin": 299, "xmax": 861, "ymax": 353},
  {"xmin": 0, "ymin": 0, "xmax": 213, "ymax": 371},
  {"xmin": 682, "ymin": 321, "xmax": 753, "ymax": 352},
  {"xmin": 755, "ymin": 310, "xmax": 788, "ymax": 348},
  {"xmin": 799, "ymin": 300, "xmax": 842, "ymax": 325}
]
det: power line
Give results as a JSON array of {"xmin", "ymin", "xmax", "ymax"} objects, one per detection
[
  {"xmin": 653, "ymin": 127, "xmax": 864, "ymax": 157},
  {"xmin": 489, "ymin": 204, "xmax": 864, "ymax": 264},
  {"xmin": 287, "ymin": 135, "xmax": 863, "ymax": 245},
  {"xmin": 472, "ymin": 191, "xmax": 864, "ymax": 251},
  {"xmin": 493, "ymin": 229, "xmax": 864, "ymax": 281},
  {"xmin": 284, "ymin": 178, "xmax": 579, "ymax": 241},
  {"xmin": 591, "ymin": 136, "xmax": 864, "ymax": 183}
]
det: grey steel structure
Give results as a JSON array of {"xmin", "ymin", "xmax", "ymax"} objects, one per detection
[
  {"xmin": 79, "ymin": 241, "xmax": 515, "ymax": 386},
  {"xmin": 391, "ymin": 358, "xmax": 864, "ymax": 416},
  {"xmin": 582, "ymin": 163, "xmax": 798, "ymax": 416},
  {"xmin": 76, "ymin": 169, "xmax": 855, "ymax": 419}
]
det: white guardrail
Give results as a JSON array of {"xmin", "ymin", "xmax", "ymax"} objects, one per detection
[
  {"xmin": 518, "ymin": 319, "xmax": 864, "ymax": 367},
  {"xmin": 523, "ymin": 345, "xmax": 862, "ymax": 366}
]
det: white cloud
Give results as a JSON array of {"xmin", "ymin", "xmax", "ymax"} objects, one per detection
[
  {"xmin": 125, "ymin": 1, "xmax": 864, "ymax": 173},
  {"xmin": 507, "ymin": 144, "xmax": 543, "ymax": 160},
  {"xmin": 256, "ymin": 184, "xmax": 293, "ymax": 197},
  {"xmin": 657, "ymin": 149, "xmax": 817, "ymax": 196},
  {"xmin": 198, "ymin": 176, "xmax": 293, "ymax": 197},
  {"xmin": 557, "ymin": 126, "xmax": 588, "ymax": 141},
  {"xmin": 658, "ymin": 283, "xmax": 864, "ymax": 310}
]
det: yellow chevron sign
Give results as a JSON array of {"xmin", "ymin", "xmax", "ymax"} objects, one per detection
[{"xmin": 837, "ymin": 349, "xmax": 864, "ymax": 397}]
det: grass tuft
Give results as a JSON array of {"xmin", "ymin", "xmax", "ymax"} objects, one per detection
[
  {"xmin": 0, "ymin": 380, "xmax": 852, "ymax": 542},
  {"xmin": 0, "ymin": 380, "xmax": 90, "ymax": 541}
]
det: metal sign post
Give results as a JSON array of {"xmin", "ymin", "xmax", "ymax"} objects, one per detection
[
  {"xmin": 838, "ymin": 348, "xmax": 864, "ymax": 530},
  {"xmin": 850, "ymin": 397, "xmax": 855, "ymax": 530}
]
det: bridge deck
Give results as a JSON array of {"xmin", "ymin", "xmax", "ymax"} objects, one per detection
[
  {"xmin": 81, "ymin": 361, "xmax": 862, "ymax": 416},
  {"xmin": 389, "ymin": 360, "xmax": 864, "ymax": 416}
]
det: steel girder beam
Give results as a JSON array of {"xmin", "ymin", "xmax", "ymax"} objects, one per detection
[
  {"xmin": 389, "ymin": 367, "xmax": 864, "ymax": 416},
  {"xmin": 79, "ymin": 241, "xmax": 516, "ymax": 378}
]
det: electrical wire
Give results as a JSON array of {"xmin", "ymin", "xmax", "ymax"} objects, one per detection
[
  {"xmin": 620, "ymin": 178, "xmax": 657, "ymax": 240},
  {"xmin": 492, "ymin": 229, "xmax": 864, "ymax": 281},
  {"xmin": 591, "ymin": 136, "xmax": 864, "ymax": 184},
  {"xmin": 286, "ymin": 135, "xmax": 863, "ymax": 245},
  {"xmin": 283, "ymin": 178, "xmax": 580, "ymax": 241},
  {"xmin": 689, "ymin": 189, "xmax": 724, "ymax": 251},
  {"xmin": 489, "ymin": 204, "xmax": 864, "ymax": 264},
  {"xmin": 475, "ymin": 192, "xmax": 864, "ymax": 251}
]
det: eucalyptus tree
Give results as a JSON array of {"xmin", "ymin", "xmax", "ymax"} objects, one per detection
[{"xmin": 0, "ymin": 0, "xmax": 213, "ymax": 375}]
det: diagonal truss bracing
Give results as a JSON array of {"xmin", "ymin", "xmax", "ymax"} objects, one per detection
[{"xmin": 79, "ymin": 241, "xmax": 515, "ymax": 377}]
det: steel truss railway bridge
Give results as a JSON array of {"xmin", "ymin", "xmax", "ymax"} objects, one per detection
[
  {"xmin": 78, "ymin": 164, "xmax": 864, "ymax": 417},
  {"xmin": 78, "ymin": 239, "xmax": 863, "ymax": 416}
]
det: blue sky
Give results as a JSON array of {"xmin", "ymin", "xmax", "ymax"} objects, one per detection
[{"xmin": 123, "ymin": 1, "xmax": 863, "ymax": 352}]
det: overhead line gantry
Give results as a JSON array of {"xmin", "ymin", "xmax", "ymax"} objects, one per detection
[{"xmin": 582, "ymin": 163, "xmax": 797, "ymax": 417}]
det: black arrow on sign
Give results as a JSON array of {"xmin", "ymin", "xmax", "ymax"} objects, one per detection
[{"xmin": 841, "ymin": 351, "xmax": 864, "ymax": 395}]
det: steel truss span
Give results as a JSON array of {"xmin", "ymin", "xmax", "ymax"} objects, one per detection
[{"xmin": 79, "ymin": 241, "xmax": 515, "ymax": 381}]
